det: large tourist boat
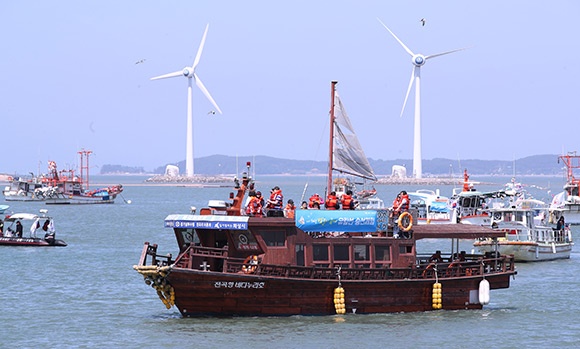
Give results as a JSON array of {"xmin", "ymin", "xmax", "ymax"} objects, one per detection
[
  {"xmin": 549, "ymin": 152, "xmax": 580, "ymax": 224},
  {"xmin": 2, "ymin": 150, "xmax": 123, "ymax": 205},
  {"xmin": 134, "ymin": 161, "xmax": 517, "ymax": 316}
]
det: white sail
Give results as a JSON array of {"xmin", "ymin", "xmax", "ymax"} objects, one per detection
[{"xmin": 332, "ymin": 92, "xmax": 377, "ymax": 181}]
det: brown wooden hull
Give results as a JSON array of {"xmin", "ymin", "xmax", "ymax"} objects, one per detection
[{"xmin": 167, "ymin": 268, "xmax": 511, "ymax": 316}]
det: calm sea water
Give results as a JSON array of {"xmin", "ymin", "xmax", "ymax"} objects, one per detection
[{"xmin": 1, "ymin": 175, "xmax": 578, "ymax": 349}]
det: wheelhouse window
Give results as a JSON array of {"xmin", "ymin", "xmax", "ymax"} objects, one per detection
[
  {"xmin": 262, "ymin": 230, "xmax": 286, "ymax": 247},
  {"xmin": 232, "ymin": 231, "xmax": 260, "ymax": 252},
  {"xmin": 333, "ymin": 245, "xmax": 349, "ymax": 261},
  {"xmin": 296, "ymin": 244, "xmax": 305, "ymax": 266},
  {"xmin": 313, "ymin": 244, "xmax": 329, "ymax": 261},
  {"xmin": 399, "ymin": 245, "xmax": 413, "ymax": 254},
  {"xmin": 375, "ymin": 245, "xmax": 391, "ymax": 267},
  {"xmin": 179, "ymin": 228, "xmax": 199, "ymax": 245},
  {"xmin": 354, "ymin": 245, "xmax": 370, "ymax": 261}
]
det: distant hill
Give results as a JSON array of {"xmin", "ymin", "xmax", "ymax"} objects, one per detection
[{"xmin": 100, "ymin": 154, "xmax": 565, "ymax": 176}]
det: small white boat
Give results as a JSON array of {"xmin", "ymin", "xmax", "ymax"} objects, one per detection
[
  {"xmin": 549, "ymin": 152, "xmax": 580, "ymax": 224},
  {"xmin": 474, "ymin": 206, "xmax": 573, "ymax": 262},
  {"xmin": 1, "ymin": 209, "xmax": 67, "ymax": 247},
  {"xmin": 0, "ymin": 205, "xmax": 9, "ymax": 214},
  {"xmin": 408, "ymin": 189, "xmax": 450, "ymax": 224}
]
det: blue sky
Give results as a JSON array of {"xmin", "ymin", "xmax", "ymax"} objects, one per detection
[{"xmin": 1, "ymin": 1, "xmax": 578, "ymax": 174}]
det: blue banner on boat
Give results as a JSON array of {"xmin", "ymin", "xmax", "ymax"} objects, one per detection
[
  {"xmin": 295, "ymin": 209, "xmax": 384, "ymax": 232},
  {"xmin": 164, "ymin": 214, "xmax": 249, "ymax": 230}
]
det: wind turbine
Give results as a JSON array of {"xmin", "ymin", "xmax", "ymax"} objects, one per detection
[
  {"xmin": 377, "ymin": 18, "xmax": 466, "ymax": 179},
  {"xmin": 151, "ymin": 23, "xmax": 222, "ymax": 177}
]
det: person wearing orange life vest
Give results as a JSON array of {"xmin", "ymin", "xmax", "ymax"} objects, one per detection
[
  {"xmin": 325, "ymin": 191, "xmax": 340, "ymax": 210},
  {"xmin": 248, "ymin": 192, "xmax": 263, "ymax": 217},
  {"xmin": 266, "ymin": 186, "xmax": 284, "ymax": 210},
  {"xmin": 341, "ymin": 190, "xmax": 357, "ymax": 210},
  {"xmin": 308, "ymin": 193, "xmax": 323, "ymax": 208},
  {"xmin": 392, "ymin": 191, "xmax": 409, "ymax": 215},
  {"xmin": 266, "ymin": 186, "xmax": 284, "ymax": 217},
  {"xmin": 284, "ymin": 199, "xmax": 296, "ymax": 219}
]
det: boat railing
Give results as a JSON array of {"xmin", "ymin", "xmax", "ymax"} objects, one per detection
[
  {"xmin": 223, "ymin": 254, "xmax": 515, "ymax": 280},
  {"xmin": 137, "ymin": 242, "xmax": 173, "ymax": 267}
]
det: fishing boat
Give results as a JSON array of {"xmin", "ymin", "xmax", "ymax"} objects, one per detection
[
  {"xmin": 2, "ymin": 150, "xmax": 123, "ymax": 205},
  {"xmin": 408, "ymin": 189, "xmax": 450, "ymax": 224},
  {"xmin": 474, "ymin": 205, "xmax": 573, "ymax": 262},
  {"xmin": 0, "ymin": 210, "xmax": 67, "ymax": 247},
  {"xmin": 549, "ymin": 152, "xmax": 580, "ymax": 224},
  {"xmin": 134, "ymin": 84, "xmax": 516, "ymax": 316}
]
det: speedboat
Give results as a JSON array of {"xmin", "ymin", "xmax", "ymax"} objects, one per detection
[{"xmin": 1, "ymin": 209, "xmax": 67, "ymax": 247}]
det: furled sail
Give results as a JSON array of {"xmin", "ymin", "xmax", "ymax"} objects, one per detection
[{"xmin": 332, "ymin": 92, "xmax": 377, "ymax": 181}]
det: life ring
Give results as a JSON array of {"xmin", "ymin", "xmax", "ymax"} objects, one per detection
[
  {"xmin": 241, "ymin": 255, "xmax": 258, "ymax": 274},
  {"xmin": 398, "ymin": 212, "xmax": 413, "ymax": 232},
  {"xmin": 422, "ymin": 262, "xmax": 436, "ymax": 278}
]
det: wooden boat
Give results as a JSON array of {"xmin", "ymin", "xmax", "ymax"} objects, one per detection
[
  {"xmin": 2, "ymin": 150, "xmax": 123, "ymax": 205},
  {"xmin": 134, "ymin": 161, "xmax": 517, "ymax": 316},
  {"xmin": 474, "ymin": 206, "xmax": 572, "ymax": 262},
  {"xmin": 0, "ymin": 211, "xmax": 66, "ymax": 247}
]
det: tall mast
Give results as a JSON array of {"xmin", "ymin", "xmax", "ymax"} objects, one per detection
[
  {"xmin": 327, "ymin": 81, "xmax": 338, "ymax": 195},
  {"xmin": 78, "ymin": 149, "xmax": 93, "ymax": 190}
]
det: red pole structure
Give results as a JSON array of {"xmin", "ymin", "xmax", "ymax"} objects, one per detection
[
  {"xmin": 327, "ymin": 81, "xmax": 338, "ymax": 195},
  {"xmin": 78, "ymin": 150, "xmax": 93, "ymax": 190}
]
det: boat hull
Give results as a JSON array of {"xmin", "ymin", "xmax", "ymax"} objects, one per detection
[
  {"xmin": 0, "ymin": 236, "xmax": 67, "ymax": 247},
  {"xmin": 45, "ymin": 194, "xmax": 117, "ymax": 205},
  {"xmin": 474, "ymin": 240, "xmax": 572, "ymax": 262},
  {"xmin": 165, "ymin": 268, "xmax": 511, "ymax": 317}
]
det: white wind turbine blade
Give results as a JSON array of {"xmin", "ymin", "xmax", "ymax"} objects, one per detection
[
  {"xmin": 150, "ymin": 70, "xmax": 183, "ymax": 81},
  {"xmin": 425, "ymin": 47, "xmax": 469, "ymax": 60},
  {"xmin": 400, "ymin": 67, "xmax": 416, "ymax": 118},
  {"xmin": 194, "ymin": 73, "xmax": 222, "ymax": 114},
  {"xmin": 377, "ymin": 18, "xmax": 414, "ymax": 56},
  {"xmin": 192, "ymin": 23, "xmax": 209, "ymax": 69}
]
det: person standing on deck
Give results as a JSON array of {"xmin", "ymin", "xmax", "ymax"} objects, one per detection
[
  {"xmin": 16, "ymin": 220, "xmax": 23, "ymax": 237},
  {"xmin": 341, "ymin": 190, "xmax": 356, "ymax": 210},
  {"xmin": 266, "ymin": 186, "xmax": 284, "ymax": 217},
  {"xmin": 284, "ymin": 199, "xmax": 296, "ymax": 219},
  {"xmin": 325, "ymin": 191, "xmax": 340, "ymax": 210}
]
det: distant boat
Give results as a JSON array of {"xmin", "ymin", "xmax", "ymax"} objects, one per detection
[
  {"xmin": 474, "ymin": 205, "xmax": 572, "ymax": 262},
  {"xmin": 0, "ymin": 205, "xmax": 9, "ymax": 214},
  {"xmin": 549, "ymin": 152, "xmax": 580, "ymax": 224},
  {"xmin": 2, "ymin": 150, "xmax": 123, "ymax": 205},
  {"xmin": 408, "ymin": 189, "xmax": 450, "ymax": 224}
]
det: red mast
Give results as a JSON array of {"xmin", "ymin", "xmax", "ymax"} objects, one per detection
[
  {"xmin": 327, "ymin": 81, "xmax": 338, "ymax": 195},
  {"xmin": 78, "ymin": 149, "xmax": 93, "ymax": 190}
]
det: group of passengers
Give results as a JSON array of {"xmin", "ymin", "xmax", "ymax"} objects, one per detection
[
  {"xmin": 304, "ymin": 190, "xmax": 358, "ymax": 211},
  {"xmin": 245, "ymin": 186, "xmax": 296, "ymax": 218}
]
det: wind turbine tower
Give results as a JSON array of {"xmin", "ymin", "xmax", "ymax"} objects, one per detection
[
  {"xmin": 378, "ymin": 18, "xmax": 465, "ymax": 179},
  {"xmin": 151, "ymin": 23, "xmax": 222, "ymax": 177}
]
